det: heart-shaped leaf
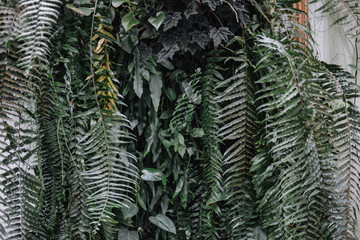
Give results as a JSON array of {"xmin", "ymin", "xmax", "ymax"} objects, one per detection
[
  {"xmin": 148, "ymin": 11, "xmax": 165, "ymax": 31},
  {"xmin": 122, "ymin": 12, "xmax": 140, "ymax": 32},
  {"xmin": 121, "ymin": 203, "xmax": 139, "ymax": 219},
  {"xmin": 118, "ymin": 228, "xmax": 139, "ymax": 240},
  {"xmin": 149, "ymin": 214, "xmax": 176, "ymax": 234}
]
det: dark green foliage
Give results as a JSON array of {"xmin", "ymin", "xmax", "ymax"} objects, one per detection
[{"xmin": 1, "ymin": 0, "xmax": 360, "ymax": 239}]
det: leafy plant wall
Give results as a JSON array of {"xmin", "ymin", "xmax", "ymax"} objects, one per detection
[{"xmin": 0, "ymin": 0, "xmax": 360, "ymax": 239}]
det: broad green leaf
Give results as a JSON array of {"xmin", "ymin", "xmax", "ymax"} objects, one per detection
[
  {"xmin": 112, "ymin": 0, "xmax": 129, "ymax": 8},
  {"xmin": 149, "ymin": 72, "xmax": 163, "ymax": 111},
  {"xmin": 160, "ymin": 111, "xmax": 171, "ymax": 119},
  {"xmin": 173, "ymin": 176, "xmax": 184, "ymax": 198},
  {"xmin": 121, "ymin": 203, "xmax": 139, "ymax": 219},
  {"xmin": 141, "ymin": 168, "xmax": 166, "ymax": 185},
  {"xmin": 191, "ymin": 128, "xmax": 204, "ymax": 138},
  {"xmin": 133, "ymin": 52, "xmax": 143, "ymax": 98},
  {"xmin": 150, "ymin": 187, "xmax": 163, "ymax": 212},
  {"xmin": 148, "ymin": 11, "xmax": 166, "ymax": 31},
  {"xmin": 118, "ymin": 228, "xmax": 139, "ymax": 240},
  {"xmin": 122, "ymin": 12, "xmax": 140, "ymax": 32},
  {"xmin": 158, "ymin": 58, "xmax": 174, "ymax": 70},
  {"xmin": 177, "ymin": 145, "xmax": 186, "ymax": 158},
  {"xmin": 161, "ymin": 195, "xmax": 169, "ymax": 214},
  {"xmin": 119, "ymin": 33, "xmax": 139, "ymax": 53},
  {"xmin": 66, "ymin": 4, "xmax": 93, "ymax": 16},
  {"xmin": 149, "ymin": 214, "xmax": 177, "ymax": 234},
  {"xmin": 165, "ymin": 88, "xmax": 177, "ymax": 101},
  {"xmin": 137, "ymin": 193, "xmax": 147, "ymax": 211}
]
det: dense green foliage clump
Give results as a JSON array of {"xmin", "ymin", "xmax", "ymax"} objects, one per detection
[{"xmin": 1, "ymin": 0, "xmax": 360, "ymax": 239}]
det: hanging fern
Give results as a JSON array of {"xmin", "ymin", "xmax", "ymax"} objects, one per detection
[
  {"xmin": 318, "ymin": 63, "xmax": 360, "ymax": 239},
  {"xmin": 250, "ymin": 1, "xmax": 351, "ymax": 239},
  {"xmin": 2, "ymin": 0, "xmax": 360, "ymax": 239},
  {"xmin": 16, "ymin": 0, "xmax": 61, "ymax": 72},
  {"xmin": 216, "ymin": 37, "xmax": 259, "ymax": 239}
]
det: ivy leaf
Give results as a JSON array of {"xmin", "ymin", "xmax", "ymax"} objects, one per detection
[
  {"xmin": 119, "ymin": 33, "xmax": 138, "ymax": 54},
  {"xmin": 112, "ymin": 0, "xmax": 130, "ymax": 8},
  {"xmin": 185, "ymin": 1, "xmax": 197, "ymax": 19},
  {"xmin": 232, "ymin": 1, "xmax": 250, "ymax": 25},
  {"xmin": 149, "ymin": 72, "xmax": 163, "ymax": 112},
  {"xmin": 157, "ymin": 44, "xmax": 179, "ymax": 62},
  {"xmin": 122, "ymin": 12, "xmax": 140, "ymax": 32},
  {"xmin": 202, "ymin": 0, "xmax": 222, "ymax": 11},
  {"xmin": 190, "ymin": 31, "xmax": 209, "ymax": 49},
  {"xmin": 66, "ymin": 4, "xmax": 93, "ymax": 16},
  {"xmin": 148, "ymin": 11, "xmax": 166, "ymax": 31},
  {"xmin": 138, "ymin": 43, "xmax": 152, "ymax": 60},
  {"xmin": 118, "ymin": 228, "xmax": 139, "ymax": 240},
  {"xmin": 121, "ymin": 203, "xmax": 139, "ymax": 219},
  {"xmin": 209, "ymin": 27, "xmax": 233, "ymax": 48},
  {"xmin": 149, "ymin": 214, "xmax": 177, "ymax": 234},
  {"xmin": 163, "ymin": 12, "xmax": 182, "ymax": 32}
]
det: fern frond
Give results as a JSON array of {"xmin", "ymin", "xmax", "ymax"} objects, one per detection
[
  {"xmin": 16, "ymin": 0, "xmax": 62, "ymax": 72},
  {"xmin": 84, "ymin": 11, "xmax": 139, "ymax": 233},
  {"xmin": 197, "ymin": 53, "xmax": 225, "ymax": 240},
  {"xmin": 216, "ymin": 38, "xmax": 258, "ymax": 239},
  {"xmin": 201, "ymin": 54, "xmax": 223, "ymax": 190},
  {"xmin": 171, "ymin": 71, "xmax": 202, "ymax": 133},
  {"xmin": 251, "ymin": 1, "xmax": 347, "ymax": 235},
  {"xmin": 3, "ymin": 167, "xmax": 47, "ymax": 239},
  {"xmin": 318, "ymin": 64, "xmax": 360, "ymax": 239},
  {"xmin": 1, "ymin": 91, "xmax": 47, "ymax": 239}
]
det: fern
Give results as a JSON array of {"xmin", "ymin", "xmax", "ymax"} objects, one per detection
[
  {"xmin": 0, "ymin": 55, "xmax": 46, "ymax": 239},
  {"xmin": 16, "ymin": 0, "xmax": 61, "ymax": 72},
  {"xmin": 251, "ymin": 1, "xmax": 348, "ymax": 238},
  {"xmin": 170, "ymin": 70, "xmax": 201, "ymax": 134},
  {"xmin": 201, "ymin": 53, "xmax": 224, "ymax": 192},
  {"xmin": 197, "ymin": 53, "xmax": 225, "ymax": 240},
  {"xmin": 83, "ymin": 9, "xmax": 139, "ymax": 234},
  {"xmin": 318, "ymin": 63, "xmax": 360, "ymax": 239},
  {"xmin": 216, "ymin": 37, "xmax": 258, "ymax": 239}
]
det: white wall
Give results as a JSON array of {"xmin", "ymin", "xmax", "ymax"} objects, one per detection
[{"xmin": 309, "ymin": 1, "xmax": 358, "ymax": 75}]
